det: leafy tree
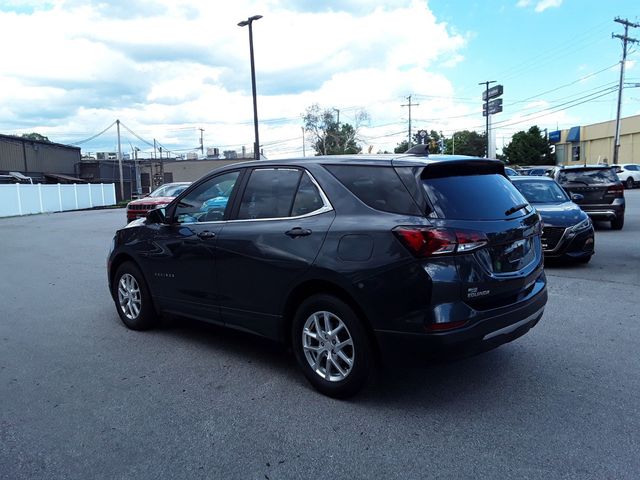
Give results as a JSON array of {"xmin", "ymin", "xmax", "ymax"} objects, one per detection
[
  {"xmin": 501, "ymin": 126, "xmax": 553, "ymax": 165},
  {"xmin": 303, "ymin": 104, "xmax": 368, "ymax": 155},
  {"xmin": 20, "ymin": 132, "xmax": 50, "ymax": 142},
  {"xmin": 443, "ymin": 130, "xmax": 486, "ymax": 157}
]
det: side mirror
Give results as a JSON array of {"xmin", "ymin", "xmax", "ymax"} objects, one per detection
[
  {"xmin": 146, "ymin": 207, "xmax": 167, "ymax": 224},
  {"xmin": 571, "ymin": 193, "xmax": 584, "ymax": 202}
]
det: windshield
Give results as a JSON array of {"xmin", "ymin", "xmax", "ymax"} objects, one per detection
[
  {"xmin": 513, "ymin": 180, "xmax": 569, "ymax": 204},
  {"xmin": 557, "ymin": 168, "xmax": 617, "ymax": 185},
  {"xmin": 149, "ymin": 183, "xmax": 189, "ymax": 197}
]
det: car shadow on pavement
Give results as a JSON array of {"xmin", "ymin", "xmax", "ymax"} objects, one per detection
[{"xmin": 149, "ymin": 315, "xmax": 542, "ymax": 405}]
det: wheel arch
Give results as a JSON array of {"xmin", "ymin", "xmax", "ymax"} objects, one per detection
[
  {"xmin": 281, "ymin": 279, "xmax": 381, "ymax": 360},
  {"xmin": 109, "ymin": 253, "xmax": 145, "ymax": 297}
]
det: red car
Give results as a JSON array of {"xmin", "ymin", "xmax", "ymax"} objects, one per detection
[{"xmin": 126, "ymin": 182, "xmax": 191, "ymax": 222}]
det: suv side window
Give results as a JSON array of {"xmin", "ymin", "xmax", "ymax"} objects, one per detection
[
  {"xmin": 238, "ymin": 168, "xmax": 302, "ymax": 220},
  {"xmin": 174, "ymin": 171, "xmax": 240, "ymax": 224},
  {"xmin": 325, "ymin": 165, "xmax": 420, "ymax": 215}
]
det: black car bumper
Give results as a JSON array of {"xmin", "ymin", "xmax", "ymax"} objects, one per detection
[
  {"xmin": 580, "ymin": 200, "xmax": 625, "ymax": 221},
  {"xmin": 374, "ymin": 279, "xmax": 547, "ymax": 364}
]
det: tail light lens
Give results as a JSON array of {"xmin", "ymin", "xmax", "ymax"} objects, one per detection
[
  {"xmin": 393, "ymin": 226, "xmax": 488, "ymax": 257},
  {"xmin": 606, "ymin": 184, "xmax": 624, "ymax": 197}
]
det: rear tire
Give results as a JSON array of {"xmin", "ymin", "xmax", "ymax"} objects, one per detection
[
  {"xmin": 626, "ymin": 177, "xmax": 634, "ymax": 189},
  {"xmin": 112, "ymin": 262, "xmax": 158, "ymax": 330},
  {"xmin": 611, "ymin": 215, "xmax": 624, "ymax": 230},
  {"xmin": 292, "ymin": 294, "xmax": 372, "ymax": 398}
]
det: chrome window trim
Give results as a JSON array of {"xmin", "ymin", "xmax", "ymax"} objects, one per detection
[{"xmin": 175, "ymin": 168, "xmax": 334, "ymax": 226}]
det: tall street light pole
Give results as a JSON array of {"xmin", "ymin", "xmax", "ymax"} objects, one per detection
[{"xmin": 238, "ymin": 15, "xmax": 263, "ymax": 160}]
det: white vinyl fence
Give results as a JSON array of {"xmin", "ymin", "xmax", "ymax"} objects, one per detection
[{"xmin": 0, "ymin": 183, "xmax": 117, "ymax": 218}]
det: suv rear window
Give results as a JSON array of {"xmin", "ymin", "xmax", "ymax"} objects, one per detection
[
  {"xmin": 422, "ymin": 174, "xmax": 528, "ymax": 220},
  {"xmin": 557, "ymin": 168, "xmax": 618, "ymax": 184},
  {"xmin": 325, "ymin": 165, "xmax": 420, "ymax": 215}
]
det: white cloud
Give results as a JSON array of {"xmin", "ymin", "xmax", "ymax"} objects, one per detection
[
  {"xmin": 516, "ymin": 0, "xmax": 563, "ymax": 13},
  {"xmin": 0, "ymin": 0, "xmax": 471, "ymax": 157}
]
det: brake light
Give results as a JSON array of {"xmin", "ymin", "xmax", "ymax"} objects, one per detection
[
  {"xmin": 393, "ymin": 226, "xmax": 488, "ymax": 257},
  {"xmin": 606, "ymin": 183, "xmax": 624, "ymax": 197}
]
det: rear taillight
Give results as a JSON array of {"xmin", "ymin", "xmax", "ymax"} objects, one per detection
[
  {"xmin": 606, "ymin": 184, "xmax": 624, "ymax": 197},
  {"xmin": 393, "ymin": 226, "xmax": 488, "ymax": 257}
]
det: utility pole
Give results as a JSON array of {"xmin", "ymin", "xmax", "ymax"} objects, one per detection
[
  {"xmin": 159, "ymin": 146, "xmax": 164, "ymax": 184},
  {"xmin": 116, "ymin": 119, "xmax": 124, "ymax": 200},
  {"xmin": 401, "ymin": 95, "xmax": 419, "ymax": 149},
  {"xmin": 301, "ymin": 126, "xmax": 306, "ymax": 157},
  {"xmin": 479, "ymin": 80, "xmax": 496, "ymax": 158},
  {"xmin": 199, "ymin": 128, "xmax": 204, "ymax": 155},
  {"xmin": 612, "ymin": 17, "xmax": 639, "ymax": 165}
]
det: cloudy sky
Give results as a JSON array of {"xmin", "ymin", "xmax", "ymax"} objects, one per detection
[{"xmin": 0, "ymin": 0, "xmax": 638, "ymax": 159}]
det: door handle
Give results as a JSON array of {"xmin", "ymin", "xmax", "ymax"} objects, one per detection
[
  {"xmin": 285, "ymin": 227, "xmax": 312, "ymax": 238},
  {"xmin": 197, "ymin": 230, "xmax": 216, "ymax": 240}
]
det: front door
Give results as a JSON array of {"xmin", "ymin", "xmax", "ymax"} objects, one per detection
[{"xmin": 144, "ymin": 170, "xmax": 242, "ymax": 322}]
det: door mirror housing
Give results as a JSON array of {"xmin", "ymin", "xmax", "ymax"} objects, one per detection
[{"xmin": 146, "ymin": 207, "xmax": 167, "ymax": 224}]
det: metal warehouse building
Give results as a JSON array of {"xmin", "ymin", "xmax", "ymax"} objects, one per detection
[{"xmin": 0, "ymin": 133, "xmax": 81, "ymax": 183}]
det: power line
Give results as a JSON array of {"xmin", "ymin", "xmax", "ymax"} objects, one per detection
[{"xmin": 70, "ymin": 121, "xmax": 116, "ymax": 145}]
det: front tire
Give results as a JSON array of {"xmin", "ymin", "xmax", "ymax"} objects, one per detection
[
  {"xmin": 626, "ymin": 177, "xmax": 634, "ymax": 189},
  {"xmin": 292, "ymin": 294, "xmax": 373, "ymax": 398},
  {"xmin": 112, "ymin": 262, "xmax": 158, "ymax": 330}
]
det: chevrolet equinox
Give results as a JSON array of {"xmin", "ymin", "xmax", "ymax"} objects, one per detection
[{"xmin": 108, "ymin": 147, "xmax": 547, "ymax": 398}]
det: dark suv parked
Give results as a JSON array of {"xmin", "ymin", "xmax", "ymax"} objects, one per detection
[
  {"xmin": 108, "ymin": 150, "xmax": 547, "ymax": 397},
  {"xmin": 551, "ymin": 165, "xmax": 626, "ymax": 230}
]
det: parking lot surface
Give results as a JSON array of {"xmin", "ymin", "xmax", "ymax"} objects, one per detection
[{"xmin": 1, "ymin": 191, "xmax": 639, "ymax": 479}]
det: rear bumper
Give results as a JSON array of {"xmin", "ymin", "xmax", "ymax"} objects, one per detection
[
  {"xmin": 581, "ymin": 200, "xmax": 625, "ymax": 220},
  {"xmin": 374, "ymin": 279, "xmax": 547, "ymax": 363}
]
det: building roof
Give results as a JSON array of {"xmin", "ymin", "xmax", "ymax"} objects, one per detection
[{"xmin": 0, "ymin": 133, "xmax": 80, "ymax": 151}]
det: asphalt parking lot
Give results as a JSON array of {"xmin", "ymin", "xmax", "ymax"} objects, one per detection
[{"xmin": 1, "ymin": 192, "xmax": 639, "ymax": 480}]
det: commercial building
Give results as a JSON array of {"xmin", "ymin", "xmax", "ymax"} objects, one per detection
[
  {"xmin": 0, "ymin": 133, "xmax": 82, "ymax": 183},
  {"xmin": 550, "ymin": 113, "xmax": 640, "ymax": 165}
]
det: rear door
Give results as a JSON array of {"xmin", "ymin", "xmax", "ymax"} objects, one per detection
[
  {"xmin": 215, "ymin": 167, "xmax": 335, "ymax": 339},
  {"xmin": 417, "ymin": 162, "xmax": 544, "ymax": 309}
]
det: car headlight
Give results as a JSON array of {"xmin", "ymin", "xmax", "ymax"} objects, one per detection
[{"xmin": 570, "ymin": 217, "xmax": 591, "ymax": 233}]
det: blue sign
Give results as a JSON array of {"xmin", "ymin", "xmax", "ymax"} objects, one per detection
[{"xmin": 548, "ymin": 130, "xmax": 561, "ymax": 143}]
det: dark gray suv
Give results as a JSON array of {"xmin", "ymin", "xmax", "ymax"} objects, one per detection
[{"xmin": 108, "ymin": 149, "xmax": 547, "ymax": 397}]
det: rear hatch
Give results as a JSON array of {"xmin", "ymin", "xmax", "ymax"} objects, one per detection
[
  {"xmin": 557, "ymin": 167, "xmax": 622, "ymax": 205},
  {"xmin": 394, "ymin": 158, "xmax": 543, "ymax": 311}
]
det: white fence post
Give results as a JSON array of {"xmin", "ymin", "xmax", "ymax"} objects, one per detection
[
  {"xmin": 57, "ymin": 183, "xmax": 62, "ymax": 211},
  {"xmin": 16, "ymin": 183, "xmax": 23, "ymax": 216},
  {"xmin": 101, "ymin": 184, "xmax": 105, "ymax": 206},
  {"xmin": 73, "ymin": 183, "xmax": 78, "ymax": 209},
  {"xmin": 88, "ymin": 183, "xmax": 93, "ymax": 208},
  {"xmin": 38, "ymin": 183, "xmax": 43, "ymax": 213}
]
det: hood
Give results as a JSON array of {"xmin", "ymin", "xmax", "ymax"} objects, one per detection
[
  {"xmin": 128, "ymin": 196, "xmax": 175, "ymax": 206},
  {"xmin": 533, "ymin": 201, "xmax": 588, "ymax": 227}
]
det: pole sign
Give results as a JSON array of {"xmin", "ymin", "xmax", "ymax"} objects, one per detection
[
  {"xmin": 482, "ymin": 98, "xmax": 503, "ymax": 116},
  {"xmin": 482, "ymin": 84, "xmax": 503, "ymax": 101}
]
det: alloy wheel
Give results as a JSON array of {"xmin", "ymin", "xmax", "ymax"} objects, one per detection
[
  {"xmin": 118, "ymin": 273, "xmax": 142, "ymax": 320},
  {"xmin": 302, "ymin": 311, "xmax": 355, "ymax": 382}
]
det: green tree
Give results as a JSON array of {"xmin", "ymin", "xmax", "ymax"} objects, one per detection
[
  {"xmin": 443, "ymin": 130, "xmax": 486, "ymax": 156},
  {"xmin": 21, "ymin": 132, "xmax": 50, "ymax": 142},
  {"xmin": 501, "ymin": 126, "xmax": 553, "ymax": 165},
  {"xmin": 303, "ymin": 104, "xmax": 368, "ymax": 155}
]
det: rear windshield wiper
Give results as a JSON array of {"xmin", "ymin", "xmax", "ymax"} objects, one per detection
[{"xmin": 504, "ymin": 203, "xmax": 529, "ymax": 216}]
